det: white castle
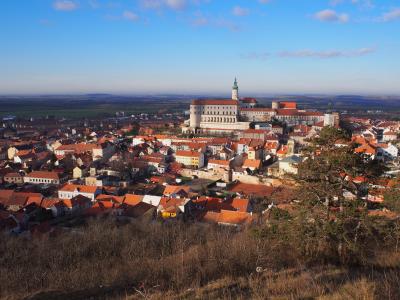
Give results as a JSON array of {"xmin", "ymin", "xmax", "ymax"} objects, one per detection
[{"xmin": 182, "ymin": 79, "xmax": 338, "ymax": 135}]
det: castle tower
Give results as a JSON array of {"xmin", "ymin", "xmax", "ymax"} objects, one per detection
[
  {"xmin": 232, "ymin": 77, "xmax": 239, "ymax": 101},
  {"xmin": 287, "ymin": 139, "xmax": 295, "ymax": 156}
]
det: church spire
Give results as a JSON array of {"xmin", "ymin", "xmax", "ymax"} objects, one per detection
[
  {"xmin": 232, "ymin": 77, "xmax": 239, "ymax": 100},
  {"xmin": 233, "ymin": 77, "xmax": 238, "ymax": 89}
]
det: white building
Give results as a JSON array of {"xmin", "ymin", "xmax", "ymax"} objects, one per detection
[
  {"xmin": 378, "ymin": 143, "xmax": 398, "ymax": 160},
  {"xmin": 58, "ymin": 184, "xmax": 101, "ymax": 201},
  {"xmin": 382, "ymin": 130, "xmax": 398, "ymax": 142},
  {"xmin": 182, "ymin": 79, "xmax": 337, "ymax": 134},
  {"xmin": 24, "ymin": 171, "xmax": 67, "ymax": 185},
  {"xmin": 185, "ymin": 98, "xmax": 250, "ymax": 134},
  {"xmin": 278, "ymin": 156, "xmax": 302, "ymax": 175}
]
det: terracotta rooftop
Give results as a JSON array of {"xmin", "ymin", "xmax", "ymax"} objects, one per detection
[
  {"xmin": 25, "ymin": 171, "xmax": 61, "ymax": 180},
  {"xmin": 208, "ymin": 159, "xmax": 230, "ymax": 166},
  {"xmin": 56, "ymin": 143, "xmax": 100, "ymax": 153},
  {"xmin": 242, "ymin": 159, "xmax": 261, "ymax": 169},
  {"xmin": 279, "ymin": 101, "xmax": 297, "ymax": 109},
  {"xmin": 240, "ymin": 97, "xmax": 257, "ymax": 103},
  {"xmin": 241, "ymin": 108, "xmax": 275, "ymax": 112},
  {"xmin": 163, "ymin": 185, "xmax": 191, "ymax": 196},
  {"xmin": 59, "ymin": 184, "xmax": 98, "ymax": 193},
  {"xmin": 229, "ymin": 182, "xmax": 274, "ymax": 198},
  {"xmin": 175, "ymin": 150, "xmax": 202, "ymax": 158},
  {"xmin": 191, "ymin": 99, "xmax": 238, "ymax": 106},
  {"xmin": 123, "ymin": 194, "xmax": 143, "ymax": 206}
]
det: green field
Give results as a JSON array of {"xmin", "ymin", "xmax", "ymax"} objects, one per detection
[{"xmin": 0, "ymin": 97, "xmax": 190, "ymax": 119}]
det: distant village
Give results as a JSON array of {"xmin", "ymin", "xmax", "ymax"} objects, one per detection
[{"xmin": 1, "ymin": 81, "xmax": 400, "ymax": 235}]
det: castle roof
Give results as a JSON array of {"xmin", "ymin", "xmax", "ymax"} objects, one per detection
[
  {"xmin": 191, "ymin": 99, "xmax": 238, "ymax": 106},
  {"xmin": 240, "ymin": 108, "xmax": 275, "ymax": 112},
  {"xmin": 240, "ymin": 97, "xmax": 257, "ymax": 103}
]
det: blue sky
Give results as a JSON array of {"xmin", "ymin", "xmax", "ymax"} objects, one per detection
[{"xmin": 0, "ymin": 0, "xmax": 399, "ymax": 95}]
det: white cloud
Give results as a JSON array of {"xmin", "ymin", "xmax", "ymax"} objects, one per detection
[
  {"xmin": 53, "ymin": 0, "xmax": 78, "ymax": 11},
  {"xmin": 278, "ymin": 47, "xmax": 375, "ymax": 58},
  {"xmin": 191, "ymin": 14, "xmax": 240, "ymax": 31},
  {"xmin": 314, "ymin": 9, "xmax": 349, "ymax": 23},
  {"xmin": 233, "ymin": 6, "xmax": 249, "ymax": 17},
  {"xmin": 141, "ymin": 0, "xmax": 186, "ymax": 11},
  {"xmin": 241, "ymin": 52, "xmax": 270, "ymax": 60},
  {"xmin": 331, "ymin": 0, "xmax": 374, "ymax": 8},
  {"xmin": 123, "ymin": 11, "xmax": 139, "ymax": 22},
  {"xmin": 166, "ymin": 0, "xmax": 186, "ymax": 10},
  {"xmin": 241, "ymin": 48, "xmax": 375, "ymax": 60},
  {"xmin": 382, "ymin": 8, "xmax": 400, "ymax": 22}
]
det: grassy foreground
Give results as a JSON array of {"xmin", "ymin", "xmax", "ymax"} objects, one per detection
[{"xmin": 1, "ymin": 216, "xmax": 400, "ymax": 300}]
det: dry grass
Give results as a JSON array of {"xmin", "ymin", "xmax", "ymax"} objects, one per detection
[
  {"xmin": 133, "ymin": 267, "xmax": 384, "ymax": 300},
  {"xmin": 1, "ymin": 217, "xmax": 400, "ymax": 300}
]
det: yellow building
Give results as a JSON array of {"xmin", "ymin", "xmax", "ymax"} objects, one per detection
[
  {"xmin": 73, "ymin": 166, "xmax": 83, "ymax": 179},
  {"xmin": 175, "ymin": 150, "xmax": 204, "ymax": 168}
]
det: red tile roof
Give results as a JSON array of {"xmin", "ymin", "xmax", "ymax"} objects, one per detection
[
  {"xmin": 192, "ymin": 99, "xmax": 238, "ymax": 106},
  {"xmin": 279, "ymin": 101, "xmax": 297, "ymax": 109},
  {"xmin": 201, "ymin": 209, "xmax": 254, "ymax": 225},
  {"xmin": 240, "ymin": 97, "xmax": 257, "ymax": 103},
  {"xmin": 123, "ymin": 194, "xmax": 143, "ymax": 206},
  {"xmin": 229, "ymin": 182, "xmax": 274, "ymax": 198},
  {"xmin": 276, "ymin": 109, "xmax": 299, "ymax": 116},
  {"xmin": 241, "ymin": 108, "xmax": 275, "ymax": 112},
  {"xmin": 230, "ymin": 198, "xmax": 250, "ymax": 212},
  {"xmin": 59, "ymin": 184, "xmax": 98, "ymax": 194},
  {"xmin": 163, "ymin": 185, "xmax": 191, "ymax": 196},
  {"xmin": 56, "ymin": 143, "xmax": 99, "ymax": 153},
  {"xmin": 26, "ymin": 171, "xmax": 61, "ymax": 180},
  {"xmin": 242, "ymin": 159, "xmax": 261, "ymax": 169},
  {"xmin": 95, "ymin": 194, "xmax": 124, "ymax": 204},
  {"xmin": 175, "ymin": 150, "xmax": 202, "ymax": 158},
  {"xmin": 208, "ymin": 159, "xmax": 230, "ymax": 166},
  {"xmin": 40, "ymin": 198, "xmax": 62, "ymax": 209}
]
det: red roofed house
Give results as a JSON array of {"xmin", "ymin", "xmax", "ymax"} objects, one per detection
[
  {"xmin": 201, "ymin": 209, "xmax": 254, "ymax": 227},
  {"xmin": 158, "ymin": 197, "xmax": 191, "ymax": 219},
  {"xmin": 207, "ymin": 159, "xmax": 231, "ymax": 170},
  {"xmin": 60, "ymin": 196, "xmax": 92, "ymax": 214},
  {"xmin": 242, "ymin": 159, "xmax": 261, "ymax": 171},
  {"xmin": 24, "ymin": 171, "xmax": 67, "ymax": 185},
  {"xmin": 240, "ymin": 97, "xmax": 258, "ymax": 108},
  {"xmin": 0, "ymin": 191, "xmax": 43, "ymax": 212},
  {"xmin": 3, "ymin": 172, "xmax": 24, "ymax": 184},
  {"xmin": 163, "ymin": 185, "xmax": 192, "ymax": 198},
  {"xmin": 58, "ymin": 184, "xmax": 101, "ymax": 201},
  {"xmin": 123, "ymin": 194, "xmax": 143, "ymax": 206},
  {"xmin": 354, "ymin": 143, "xmax": 377, "ymax": 159},
  {"xmin": 278, "ymin": 101, "xmax": 297, "ymax": 109},
  {"xmin": 382, "ymin": 130, "xmax": 398, "ymax": 142},
  {"xmin": 54, "ymin": 143, "xmax": 99, "ymax": 156},
  {"xmin": 229, "ymin": 182, "xmax": 274, "ymax": 198}
]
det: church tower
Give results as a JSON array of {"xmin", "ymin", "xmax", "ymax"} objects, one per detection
[{"xmin": 232, "ymin": 77, "xmax": 239, "ymax": 101}]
